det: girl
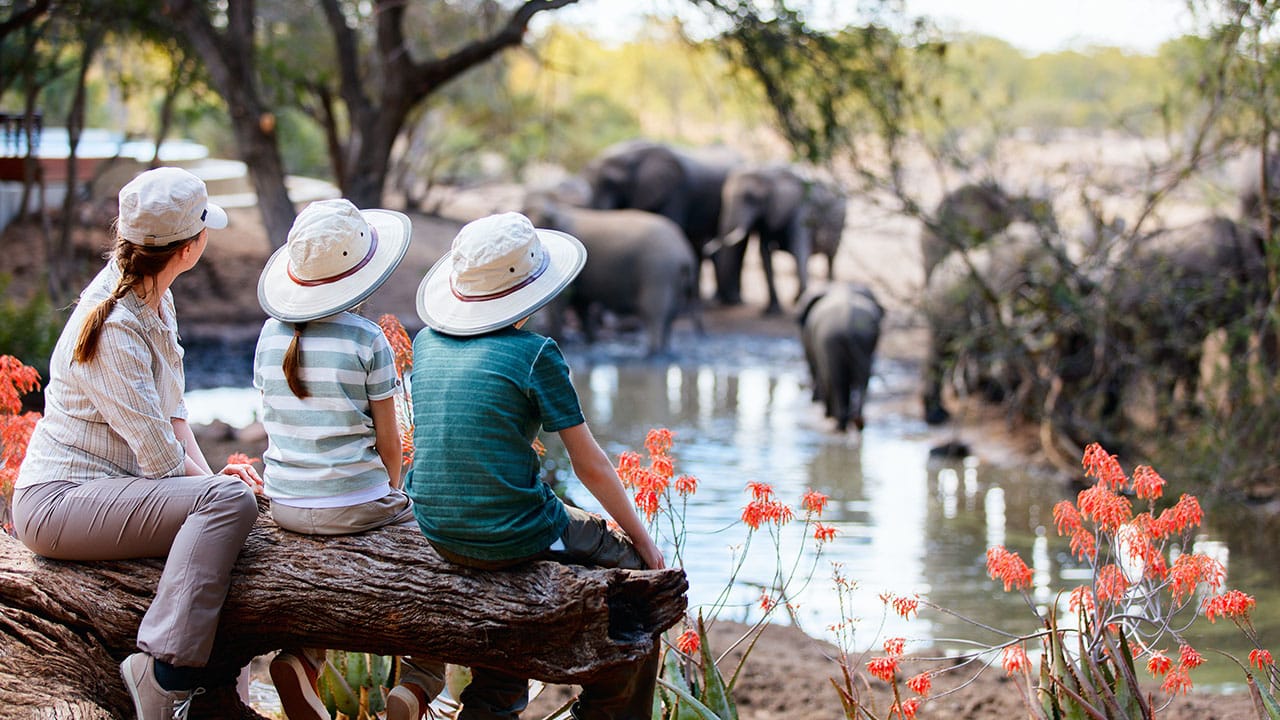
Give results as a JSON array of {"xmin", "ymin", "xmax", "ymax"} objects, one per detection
[{"xmin": 254, "ymin": 198, "xmax": 442, "ymax": 720}]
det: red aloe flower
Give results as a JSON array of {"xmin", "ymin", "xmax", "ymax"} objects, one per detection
[
  {"xmin": 892, "ymin": 698, "xmax": 921, "ymax": 718},
  {"xmin": 1001, "ymin": 644, "xmax": 1029, "ymax": 675},
  {"xmin": 644, "ymin": 428, "xmax": 673, "ymax": 457},
  {"xmin": 1077, "ymin": 483, "xmax": 1131, "ymax": 531},
  {"xmin": 1250, "ymin": 649, "xmax": 1274, "ymax": 670},
  {"xmin": 1146, "ymin": 650, "xmax": 1172, "ymax": 677},
  {"xmin": 675, "ymin": 628, "xmax": 699, "ymax": 655},
  {"xmin": 0, "ymin": 355, "xmax": 41, "ymax": 415},
  {"xmin": 1161, "ymin": 667, "xmax": 1193, "ymax": 695},
  {"xmin": 1178, "ymin": 644, "xmax": 1205, "ymax": 670},
  {"xmin": 813, "ymin": 523, "xmax": 838, "ymax": 543},
  {"xmin": 801, "ymin": 489, "xmax": 829, "ymax": 515},
  {"xmin": 1132, "ymin": 465, "xmax": 1165, "ymax": 500},
  {"xmin": 892, "ymin": 595, "xmax": 920, "ymax": 619},
  {"xmin": 1052, "ymin": 500, "xmax": 1082, "ymax": 536},
  {"xmin": 377, "ymin": 315, "xmax": 413, "ymax": 376},
  {"xmin": 883, "ymin": 637, "xmax": 906, "ymax": 658},
  {"xmin": 1068, "ymin": 585, "xmax": 1095, "ymax": 614},
  {"xmin": 1082, "ymin": 442, "xmax": 1127, "ymax": 489},
  {"xmin": 1204, "ymin": 590, "xmax": 1256, "ymax": 623},
  {"xmin": 650, "ymin": 455, "xmax": 674, "ymax": 480},
  {"xmin": 1095, "ymin": 564, "xmax": 1130, "ymax": 604},
  {"xmin": 986, "ymin": 546, "xmax": 1033, "ymax": 591},
  {"xmin": 674, "ymin": 474, "xmax": 698, "ymax": 496},
  {"xmin": 867, "ymin": 656, "xmax": 899, "ymax": 682},
  {"xmin": 906, "ymin": 672, "xmax": 932, "ymax": 696}
]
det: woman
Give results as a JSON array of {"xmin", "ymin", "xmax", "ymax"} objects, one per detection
[{"xmin": 11, "ymin": 167, "xmax": 262, "ymax": 720}]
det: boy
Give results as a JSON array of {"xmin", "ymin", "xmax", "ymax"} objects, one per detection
[{"xmin": 408, "ymin": 212, "xmax": 664, "ymax": 720}]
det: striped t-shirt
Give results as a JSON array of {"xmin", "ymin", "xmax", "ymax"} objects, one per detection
[
  {"xmin": 407, "ymin": 327, "xmax": 583, "ymax": 561},
  {"xmin": 253, "ymin": 312, "xmax": 400, "ymax": 503}
]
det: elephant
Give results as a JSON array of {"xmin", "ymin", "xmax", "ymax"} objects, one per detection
[
  {"xmin": 798, "ymin": 283, "xmax": 883, "ymax": 432},
  {"xmin": 583, "ymin": 140, "xmax": 740, "ymax": 302},
  {"xmin": 716, "ymin": 165, "xmax": 848, "ymax": 315},
  {"xmin": 920, "ymin": 226, "xmax": 1072, "ymax": 425},
  {"xmin": 1102, "ymin": 215, "xmax": 1270, "ymax": 429},
  {"xmin": 522, "ymin": 195, "xmax": 699, "ymax": 356},
  {"xmin": 920, "ymin": 181, "xmax": 1057, "ymax": 283}
]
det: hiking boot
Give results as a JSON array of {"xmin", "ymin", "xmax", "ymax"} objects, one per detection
[
  {"xmin": 119, "ymin": 652, "xmax": 205, "ymax": 720},
  {"xmin": 386, "ymin": 682, "xmax": 431, "ymax": 720},
  {"xmin": 270, "ymin": 649, "xmax": 328, "ymax": 720}
]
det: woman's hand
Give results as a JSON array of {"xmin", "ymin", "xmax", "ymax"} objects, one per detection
[{"xmin": 220, "ymin": 462, "xmax": 264, "ymax": 494}]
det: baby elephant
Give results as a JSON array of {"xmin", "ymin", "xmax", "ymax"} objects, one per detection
[
  {"xmin": 798, "ymin": 283, "xmax": 884, "ymax": 432},
  {"xmin": 524, "ymin": 196, "xmax": 699, "ymax": 356}
]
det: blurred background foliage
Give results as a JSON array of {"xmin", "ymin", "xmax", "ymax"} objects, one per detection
[{"xmin": 3, "ymin": 10, "xmax": 1229, "ymax": 182}]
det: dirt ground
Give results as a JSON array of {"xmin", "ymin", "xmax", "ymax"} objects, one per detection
[{"xmin": 0, "ymin": 184, "xmax": 1257, "ymax": 718}]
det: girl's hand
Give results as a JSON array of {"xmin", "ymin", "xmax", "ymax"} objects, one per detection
[{"xmin": 221, "ymin": 462, "xmax": 264, "ymax": 495}]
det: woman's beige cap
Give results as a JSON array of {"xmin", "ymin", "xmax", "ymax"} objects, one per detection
[{"xmin": 117, "ymin": 167, "xmax": 228, "ymax": 246}]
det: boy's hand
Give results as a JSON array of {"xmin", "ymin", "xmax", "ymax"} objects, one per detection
[{"xmin": 637, "ymin": 538, "xmax": 666, "ymax": 570}]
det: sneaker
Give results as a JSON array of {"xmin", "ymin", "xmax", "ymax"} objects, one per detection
[
  {"xmin": 119, "ymin": 652, "xmax": 205, "ymax": 720},
  {"xmin": 386, "ymin": 682, "xmax": 430, "ymax": 720},
  {"xmin": 270, "ymin": 650, "xmax": 329, "ymax": 720}
]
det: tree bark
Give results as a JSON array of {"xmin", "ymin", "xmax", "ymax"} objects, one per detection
[
  {"xmin": 0, "ymin": 508, "xmax": 688, "ymax": 720},
  {"xmin": 164, "ymin": 0, "xmax": 297, "ymax": 248}
]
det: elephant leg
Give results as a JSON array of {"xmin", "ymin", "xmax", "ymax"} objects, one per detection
[
  {"xmin": 712, "ymin": 240, "xmax": 749, "ymax": 306},
  {"xmin": 791, "ymin": 232, "xmax": 813, "ymax": 304},
  {"xmin": 760, "ymin": 240, "xmax": 783, "ymax": 315},
  {"xmin": 823, "ymin": 334, "xmax": 853, "ymax": 432},
  {"xmin": 923, "ymin": 332, "xmax": 951, "ymax": 425}
]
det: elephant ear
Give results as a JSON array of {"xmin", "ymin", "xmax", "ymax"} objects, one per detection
[
  {"xmin": 795, "ymin": 285, "xmax": 828, "ymax": 326},
  {"xmin": 631, "ymin": 148, "xmax": 685, "ymax": 212},
  {"xmin": 766, "ymin": 172, "xmax": 806, "ymax": 230}
]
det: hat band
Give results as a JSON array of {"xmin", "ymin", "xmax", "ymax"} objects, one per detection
[
  {"xmin": 451, "ymin": 250, "xmax": 550, "ymax": 302},
  {"xmin": 287, "ymin": 227, "xmax": 379, "ymax": 287}
]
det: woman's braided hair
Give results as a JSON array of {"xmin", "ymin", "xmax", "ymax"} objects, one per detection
[{"xmin": 72, "ymin": 228, "xmax": 201, "ymax": 363}]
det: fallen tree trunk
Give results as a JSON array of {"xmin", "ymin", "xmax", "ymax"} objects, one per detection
[{"xmin": 0, "ymin": 506, "xmax": 689, "ymax": 719}]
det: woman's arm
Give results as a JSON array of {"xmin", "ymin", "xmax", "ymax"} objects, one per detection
[
  {"xmin": 171, "ymin": 416, "xmax": 263, "ymax": 492},
  {"xmin": 370, "ymin": 396, "xmax": 403, "ymax": 488},
  {"xmin": 171, "ymin": 418, "xmax": 214, "ymax": 475},
  {"xmin": 559, "ymin": 422, "xmax": 665, "ymax": 570}
]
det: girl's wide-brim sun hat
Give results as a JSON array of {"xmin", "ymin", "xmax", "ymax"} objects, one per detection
[
  {"xmin": 258, "ymin": 198, "xmax": 412, "ymax": 322},
  {"xmin": 416, "ymin": 211, "xmax": 586, "ymax": 336}
]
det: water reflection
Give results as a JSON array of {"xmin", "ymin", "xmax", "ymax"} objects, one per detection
[{"xmin": 184, "ymin": 334, "xmax": 1275, "ymax": 689}]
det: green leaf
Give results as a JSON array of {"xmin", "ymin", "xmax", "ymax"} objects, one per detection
[
  {"xmin": 320, "ymin": 658, "xmax": 358, "ymax": 718},
  {"xmin": 660, "ymin": 648, "xmax": 702, "ymax": 720},
  {"xmin": 1253, "ymin": 674, "xmax": 1280, "ymax": 720},
  {"xmin": 656, "ymin": 676, "xmax": 730, "ymax": 720},
  {"xmin": 696, "ymin": 616, "xmax": 737, "ymax": 720}
]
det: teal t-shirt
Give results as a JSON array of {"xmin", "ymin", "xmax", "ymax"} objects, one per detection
[{"xmin": 407, "ymin": 327, "xmax": 583, "ymax": 561}]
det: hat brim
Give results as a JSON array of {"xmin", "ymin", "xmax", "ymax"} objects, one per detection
[
  {"xmin": 257, "ymin": 209, "xmax": 412, "ymax": 322},
  {"xmin": 416, "ymin": 229, "xmax": 586, "ymax": 336},
  {"xmin": 204, "ymin": 202, "xmax": 228, "ymax": 230}
]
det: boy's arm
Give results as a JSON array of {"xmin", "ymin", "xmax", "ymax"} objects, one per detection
[
  {"xmin": 559, "ymin": 422, "xmax": 666, "ymax": 570},
  {"xmin": 370, "ymin": 396, "xmax": 403, "ymax": 488}
]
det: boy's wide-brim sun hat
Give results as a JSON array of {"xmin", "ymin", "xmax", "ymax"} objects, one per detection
[
  {"xmin": 416, "ymin": 211, "xmax": 586, "ymax": 336},
  {"xmin": 258, "ymin": 198, "xmax": 412, "ymax": 323}
]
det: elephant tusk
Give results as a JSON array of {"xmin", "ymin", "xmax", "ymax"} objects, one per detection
[{"xmin": 711, "ymin": 228, "xmax": 749, "ymax": 255}]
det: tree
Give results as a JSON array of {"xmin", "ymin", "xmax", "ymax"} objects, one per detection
[
  {"xmin": 0, "ymin": 516, "xmax": 687, "ymax": 718},
  {"xmin": 160, "ymin": 0, "xmax": 577, "ymax": 248}
]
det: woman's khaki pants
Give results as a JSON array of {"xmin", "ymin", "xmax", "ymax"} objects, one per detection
[{"xmin": 13, "ymin": 475, "xmax": 259, "ymax": 668}]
